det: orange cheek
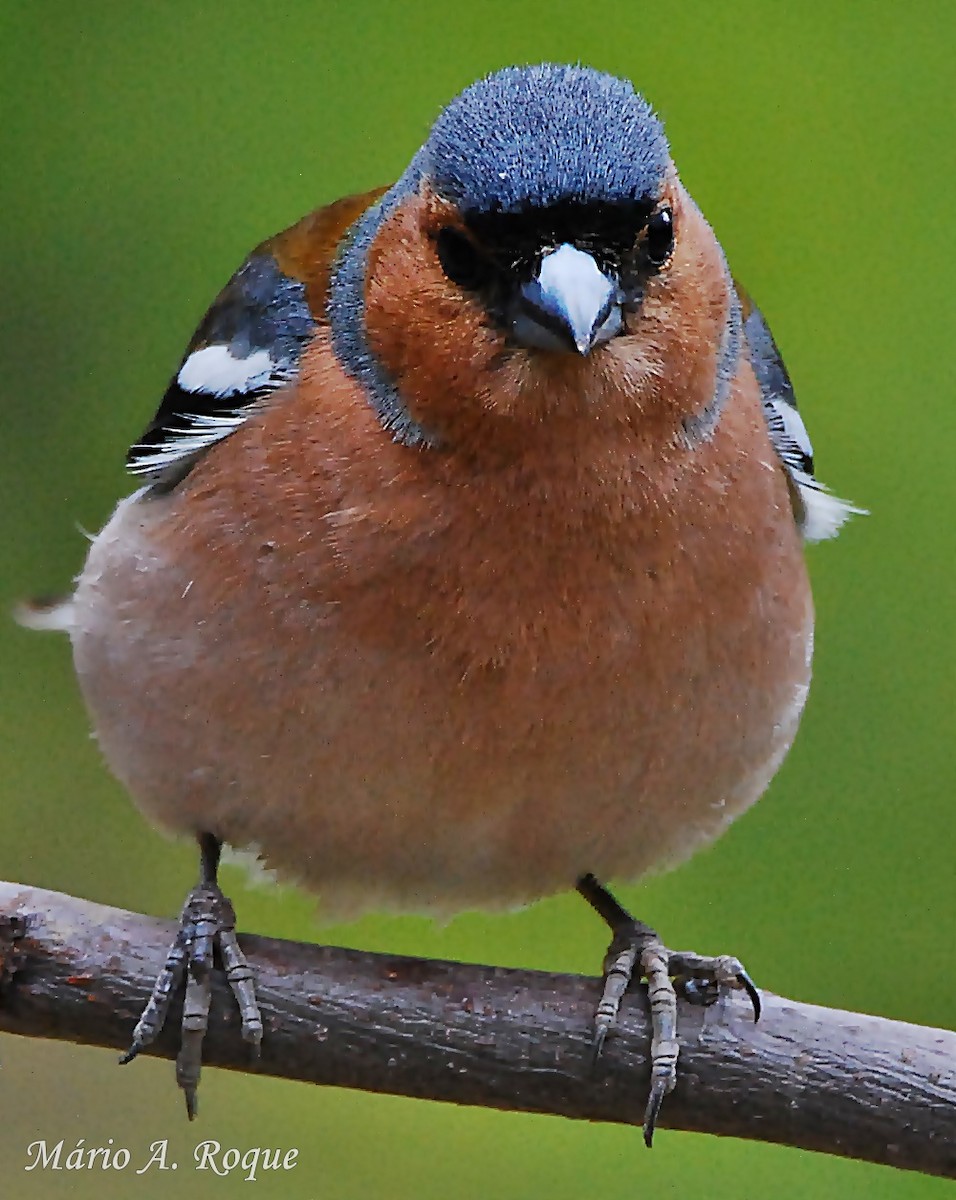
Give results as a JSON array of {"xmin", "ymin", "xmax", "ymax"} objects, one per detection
[
  {"xmin": 364, "ymin": 214, "xmax": 509, "ymax": 434},
  {"xmin": 618, "ymin": 184, "xmax": 732, "ymax": 429}
]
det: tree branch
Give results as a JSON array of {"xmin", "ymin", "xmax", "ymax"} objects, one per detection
[{"xmin": 0, "ymin": 881, "xmax": 952, "ymax": 1177}]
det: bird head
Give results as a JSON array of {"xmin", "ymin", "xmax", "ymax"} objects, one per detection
[{"xmin": 332, "ymin": 65, "xmax": 731, "ymax": 448}]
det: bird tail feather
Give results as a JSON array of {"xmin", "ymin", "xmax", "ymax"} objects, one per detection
[{"xmin": 13, "ymin": 594, "xmax": 75, "ymax": 633}]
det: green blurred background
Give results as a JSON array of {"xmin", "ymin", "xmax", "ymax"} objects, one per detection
[{"xmin": 1, "ymin": 2, "xmax": 953, "ymax": 1196}]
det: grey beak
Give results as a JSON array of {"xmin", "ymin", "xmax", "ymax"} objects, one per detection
[{"xmin": 511, "ymin": 243, "xmax": 623, "ymax": 355}]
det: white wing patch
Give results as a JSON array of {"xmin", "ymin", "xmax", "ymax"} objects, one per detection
[
  {"xmin": 128, "ymin": 346, "xmax": 299, "ymax": 479},
  {"xmin": 127, "ymin": 410, "xmax": 253, "ymax": 476},
  {"xmin": 177, "ymin": 345, "xmax": 276, "ymax": 398},
  {"xmin": 764, "ymin": 395, "xmax": 864, "ymax": 541},
  {"xmin": 791, "ymin": 470, "xmax": 864, "ymax": 541},
  {"xmin": 127, "ymin": 252, "xmax": 315, "ymax": 486},
  {"xmin": 765, "ymin": 395, "xmax": 814, "ymax": 475}
]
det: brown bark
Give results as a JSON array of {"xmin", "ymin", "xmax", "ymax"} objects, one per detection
[{"xmin": 0, "ymin": 881, "xmax": 952, "ymax": 1177}]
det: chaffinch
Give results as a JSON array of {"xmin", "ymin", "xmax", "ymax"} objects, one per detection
[{"xmin": 27, "ymin": 64, "xmax": 859, "ymax": 1140}]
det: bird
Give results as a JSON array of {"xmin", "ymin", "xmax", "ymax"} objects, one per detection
[{"xmin": 23, "ymin": 63, "xmax": 860, "ymax": 1141}]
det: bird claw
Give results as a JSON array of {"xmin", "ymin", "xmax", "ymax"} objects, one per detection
[
  {"xmin": 736, "ymin": 966, "xmax": 762, "ymax": 1022},
  {"xmin": 120, "ymin": 880, "xmax": 262, "ymax": 1118},
  {"xmin": 589, "ymin": 918, "xmax": 760, "ymax": 1146},
  {"xmin": 642, "ymin": 1070, "xmax": 670, "ymax": 1148}
]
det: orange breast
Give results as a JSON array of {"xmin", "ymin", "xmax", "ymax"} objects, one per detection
[{"xmin": 70, "ymin": 333, "xmax": 812, "ymax": 918}]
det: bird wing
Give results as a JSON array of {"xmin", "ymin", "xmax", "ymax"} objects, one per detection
[
  {"xmin": 737, "ymin": 285, "xmax": 861, "ymax": 541},
  {"xmin": 127, "ymin": 188, "xmax": 386, "ymax": 489}
]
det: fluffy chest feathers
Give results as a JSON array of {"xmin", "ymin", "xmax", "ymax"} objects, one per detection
[
  {"xmin": 69, "ymin": 309, "xmax": 813, "ymax": 914},
  {"xmin": 140, "ymin": 345, "xmax": 797, "ymax": 688}
]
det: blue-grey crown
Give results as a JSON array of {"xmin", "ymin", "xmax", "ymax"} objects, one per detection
[{"xmin": 422, "ymin": 64, "xmax": 670, "ymax": 214}]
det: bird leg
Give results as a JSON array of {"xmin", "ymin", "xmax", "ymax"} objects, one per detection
[
  {"xmin": 120, "ymin": 832, "xmax": 263, "ymax": 1118},
  {"xmin": 576, "ymin": 872, "xmax": 760, "ymax": 1146}
]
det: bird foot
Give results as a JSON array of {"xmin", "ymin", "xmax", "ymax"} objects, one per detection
[
  {"xmin": 593, "ymin": 920, "xmax": 760, "ymax": 1144},
  {"xmin": 119, "ymin": 878, "xmax": 262, "ymax": 1119},
  {"xmin": 578, "ymin": 874, "xmax": 759, "ymax": 1147}
]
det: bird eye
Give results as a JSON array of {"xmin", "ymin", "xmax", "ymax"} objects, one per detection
[
  {"xmin": 645, "ymin": 206, "xmax": 674, "ymax": 268},
  {"xmin": 436, "ymin": 227, "xmax": 487, "ymax": 289}
]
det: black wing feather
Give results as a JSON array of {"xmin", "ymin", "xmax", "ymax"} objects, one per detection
[
  {"xmin": 127, "ymin": 253, "xmax": 315, "ymax": 487},
  {"xmin": 740, "ymin": 291, "xmax": 858, "ymax": 541}
]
